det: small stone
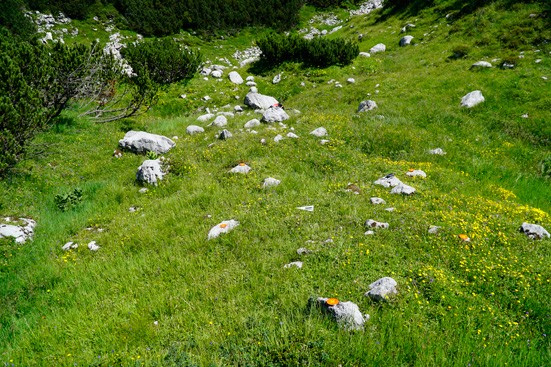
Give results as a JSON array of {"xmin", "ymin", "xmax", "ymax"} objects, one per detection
[
  {"xmin": 366, "ymin": 277, "xmax": 397, "ymax": 301},
  {"xmin": 461, "ymin": 90, "xmax": 485, "ymax": 108},
  {"xmin": 88, "ymin": 241, "xmax": 100, "ymax": 251},
  {"xmin": 399, "ymin": 35, "xmax": 413, "ymax": 46},
  {"xmin": 113, "ymin": 150, "xmax": 123, "ymax": 158},
  {"xmin": 429, "ymin": 148, "xmax": 446, "ymax": 155},
  {"xmin": 208, "ymin": 220, "xmax": 239, "ymax": 240},
  {"xmin": 470, "ymin": 61, "xmax": 492, "ymax": 69},
  {"xmin": 296, "ymin": 205, "xmax": 314, "ymax": 212},
  {"xmin": 261, "ymin": 107, "xmax": 290, "ymax": 123},
  {"xmin": 364, "ymin": 230, "xmax": 374, "ymax": 235},
  {"xmin": 311, "ymin": 297, "xmax": 368, "ymax": 331},
  {"xmin": 273, "ymin": 74, "xmax": 281, "ymax": 84},
  {"xmin": 359, "ymin": 52, "xmax": 370, "ymax": 57},
  {"xmin": 297, "ymin": 248, "xmax": 310, "ymax": 255},
  {"xmin": 347, "ymin": 78, "xmax": 355, "ymax": 83},
  {"xmin": 390, "ymin": 183, "xmax": 416, "ymax": 195},
  {"xmin": 197, "ymin": 113, "xmax": 215, "ymax": 122},
  {"xmin": 218, "ymin": 129, "xmax": 232, "ymax": 140},
  {"xmin": 136, "ymin": 159, "xmax": 165, "ymax": 186},
  {"xmin": 406, "ymin": 169, "xmax": 426, "ymax": 178},
  {"xmin": 209, "ymin": 115, "xmax": 228, "ymax": 127},
  {"xmin": 519, "ymin": 222, "xmax": 550, "ymax": 240},
  {"xmin": 186, "ymin": 125, "xmax": 205, "ymax": 135},
  {"xmin": 262, "ymin": 177, "xmax": 281, "ymax": 189},
  {"xmin": 139, "ymin": 188, "xmax": 148, "ymax": 193},
  {"xmin": 370, "ymin": 197, "xmax": 386, "ymax": 205},
  {"xmin": 310, "ymin": 127, "xmax": 328, "ymax": 137},
  {"xmin": 364, "ymin": 219, "xmax": 389, "ymax": 229},
  {"xmin": 284, "ymin": 261, "xmax": 303, "ymax": 269},
  {"xmin": 62, "ymin": 242, "xmax": 74, "ymax": 250},
  {"xmin": 320, "ymin": 139, "xmax": 330, "ymax": 145},
  {"xmin": 369, "ymin": 43, "xmax": 386, "ymax": 53},
  {"xmin": 229, "ymin": 164, "xmax": 251, "ymax": 174},
  {"xmin": 385, "ymin": 207, "xmax": 395, "ymax": 212},
  {"xmin": 428, "ymin": 225, "xmax": 442, "ymax": 234},
  {"xmin": 234, "ymin": 105, "xmax": 243, "ymax": 113},
  {"xmin": 244, "ymin": 119, "xmax": 261, "ymax": 128},
  {"xmin": 228, "ymin": 71, "xmax": 244, "ymax": 84},
  {"xmin": 286, "ymin": 132, "xmax": 299, "ymax": 138},
  {"xmin": 374, "ymin": 175, "xmax": 402, "ymax": 187},
  {"xmin": 357, "ymin": 100, "xmax": 378, "ymax": 112},
  {"xmin": 274, "ymin": 134, "xmax": 285, "ymax": 143}
]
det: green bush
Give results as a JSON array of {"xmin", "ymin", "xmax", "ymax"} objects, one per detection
[
  {"xmin": 122, "ymin": 39, "xmax": 202, "ymax": 85},
  {"xmin": 54, "ymin": 188, "xmax": 83, "ymax": 211},
  {"xmin": 26, "ymin": 0, "xmax": 97, "ymax": 19},
  {"xmin": 256, "ymin": 33, "xmax": 358, "ymax": 68},
  {"xmin": 0, "ymin": 0, "xmax": 36, "ymax": 38}
]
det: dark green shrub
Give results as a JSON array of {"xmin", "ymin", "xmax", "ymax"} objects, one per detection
[
  {"xmin": 54, "ymin": 188, "xmax": 83, "ymax": 211},
  {"xmin": 122, "ymin": 39, "xmax": 202, "ymax": 85},
  {"xmin": 0, "ymin": 0, "xmax": 36, "ymax": 38},
  {"xmin": 26, "ymin": 0, "xmax": 97, "ymax": 19},
  {"xmin": 257, "ymin": 33, "xmax": 358, "ymax": 68}
]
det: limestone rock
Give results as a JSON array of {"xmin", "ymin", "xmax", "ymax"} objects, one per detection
[
  {"xmin": 369, "ymin": 43, "xmax": 386, "ymax": 53},
  {"xmin": 244, "ymin": 91, "xmax": 279, "ymax": 110},
  {"xmin": 390, "ymin": 182, "xmax": 416, "ymax": 195},
  {"xmin": 261, "ymin": 107, "xmax": 290, "ymax": 123},
  {"xmin": 119, "ymin": 131, "xmax": 175, "ymax": 154},
  {"xmin": 211, "ymin": 70, "xmax": 222, "ymax": 78},
  {"xmin": 374, "ymin": 175, "xmax": 402, "ymax": 187},
  {"xmin": 284, "ymin": 261, "xmax": 302, "ymax": 269},
  {"xmin": 357, "ymin": 100, "xmax": 378, "ymax": 112},
  {"xmin": 186, "ymin": 125, "xmax": 205, "ymax": 135},
  {"xmin": 229, "ymin": 163, "xmax": 251, "ymax": 174},
  {"xmin": 208, "ymin": 219, "xmax": 239, "ymax": 240},
  {"xmin": 470, "ymin": 61, "xmax": 492, "ymax": 69},
  {"xmin": 228, "ymin": 71, "xmax": 244, "ymax": 84},
  {"xmin": 461, "ymin": 90, "xmax": 485, "ymax": 108},
  {"xmin": 0, "ymin": 217, "xmax": 36, "ymax": 244},
  {"xmin": 364, "ymin": 219, "xmax": 389, "ymax": 229},
  {"xmin": 406, "ymin": 169, "xmax": 426, "ymax": 178},
  {"xmin": 359, "ymin": 52, "xmax": 371, "ymax": 57},
  {"xmin": 244, "ymin": 119, "xmax": 261, "ymax": 128},
  {"xmin": 273, "ymin": 74, "xmax": 281, "ymax": 84},
  {"xmin": 428, "ymin": 225, "xmax": 442, "ymax": 234},
  {"xmin": 310, "ymin": 127, "xmax": 328, "ymax": 137},
  {"xmin": 370, "ymin": 197, "xmax": 386, "ymax": 205},
  {"xmin": 262, "ymin": 177, "xmax": 281, "ymax": 189},
  {"xmin": 286, "ymin": 132, "xmax": 299, "ymax": 138},
  {"xmin": 311, "ymin": 297, "xmax": 369, "ymax": 331},
  {"xmin": 273, "ymin": 134, "xmax": 285, "ymax": 143},
  {"xmin": 430, "ymin": 148, "xmax": 446, "ymax": 155},
  {"xmin": 197, "ymin": 113, "xmax": 215, "ymax": 122},
  {"xmin": 208, "ymin": 115, "xmax": 228, "ymax": 127},
  {"xmin": 399, "ymin": 35, "xmax": 414, "ymax": 46},
  {"xmin": 136, "ymin": 159, "xmax": 165, "ymax": 186},
  {"xmin": 519, "ymin": 222, "xmax": 550, "ymax": 240},
  {"xmin": 366, "ymin": 277, "xmax": 397, "ymax": 301},
  {"xmin": 218, "ymin": 129, "xmax": 232, "ymax": 140},
  {"xmin": 347, "ymin": 78, "xmax": 356, "ymax": 83},
  {"xmin": 87, "ymin": 241, "xmax": 100, "ymax": 251}
]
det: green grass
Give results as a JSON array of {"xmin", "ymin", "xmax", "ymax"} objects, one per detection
[{"xmin": 2, "ymin": 1, "xmax": 551, "ymax": 365}]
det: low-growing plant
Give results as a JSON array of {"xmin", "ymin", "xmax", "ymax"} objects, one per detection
[
  {"xmin": 146, "ymin": 151, "xmax": 159, "ymax": 160},
  {"xmin": 540, "ymin": 156, "xmax": 551, "ymax": 179},
  {"xmin": 54, "ymin": 188, "xmax": 83, "ymax": 212}
]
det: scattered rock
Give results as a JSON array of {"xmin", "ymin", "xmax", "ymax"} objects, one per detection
[
  {"xmin": 366, "ymin": 277, "xmax": 397, "ymax": 301},
  {"xmin": 273, "ymin": 134, "xmax": 285, "ymax": 143},
  {"xmin": 246, "ymin": 76, "xmax": 254, "ymax": 81},
  {"xmin": 218, "ymin": 129, "xmax": 232, "ymax": 140},
  {"xmin": 390, "ymin": 182, "xmax": 416, "ymax": 195},
  {"xmin": 229, "ymin": 163, "xmax": 251, "ymax": 174},
  {"xmin": 261, "ymin": 106, "xmax": 290, "ymax": 123},
  {"xmin": 347, "ymin": 78, "xmax": 356, "ymax": 83},
  {"xmin": 228, "ymin": 71, "xmax": 244, "ymax": 84},
  {"xmin": 211, "ymin": 70, "xmax": 223, "ymax": 78},
  {"xmin": 364, "ymin": 230, "xmax": 374, "ymax": 235},
  {"xmin": 364, "ymin": 219, "xmax": 389, "ymax": 229},
  {"xmin": 430, "ymin": 148, "xmax": 446, "ymax": 155},
  {"xmin": 234, "ymin": 105, "xmax": 243, "ymax": 113},
  {"xmin": 385, "ymin": 207, "xmax": 395, "ymax": 212},
  {"xmin": 370, "ymin": 197, "xmax": 386, "ymax": 205},
  {"xmin": 320, "ymin": 139, "xmax": 330, "ymax": 145},
  {"xmin": 399, "ymin": 35, "xmax": 413, "ymax": 46},
  {"xmin": 284, "ymin": 261, "xmax": 303, "ymax": 269},
  {"xmin": 139, "ymin": 188, "xmax": 149, "ymax": 194},
  {"xmin": 406, "ymin": 169, "xmax": 426, "ymax": 178},
  {"xmin": 0, "ymin": 217, "xmax": 36, "ymax": 244},
  {"xmin": 200, "ymin": 68, "xmax": 212, "ymax": 76},
  {"xmin": 209, "ymin": 115, "xmax": 228, "ymax": 127},
  {"xmin": 262, "ymin": 177, "xmax": 281, "ymax": 189},
  {"xmin": 244, "ymin": 90, "xmax": 279, "ymax": 110},
  {"xmin": 374, "ymin": 175, "xmax": 402, "ymax": 187},
  {"xmin": 136, "ymin": 159, "xmax": 166, "ymax": 186},
  {"xmin": 310, "ymin": 127, "xmax": 328, "ymax": 137},
  {"xmin": 369, "ymin": 43, "xmax": 386, "ymax": 53},
  {"xmin": 62, "ymin": 242, "xmax": 78, "ymax": 250},
  {"xmin": 428, "ymin": 225, "xmax": 442, "ymax": 234},
  {"xmin": 202, "ymin": 95, "xmax": 211, "ymax": 102},
  {"xmin": 296, "ymin": 205, "xmax": 314, "ymax": 212},
  {"xmin": 119, "ymin": 131, "xmax": 175, "ymax": 154},
  {"xmin": 297, "ymin": 248, "xmax": 310, "ymax": 255},
  {"xmin": 461, "ymin": 90, "xmax": 485, "ymax": 108},
  {"xmin": 186, "ymin": 125, "xmax": 205, "ymax": 135},
  {"xmin": 357, "ymin": 100, "xmax": 378, "ymax": 112},
  {"xmin": 197, "ymin": 113, "xmax": 215, "ymax": 122},
  {"xmin": 128, "ymin": 206, "xmax": 140, "ymax": 213},
  {"xmin": 286, "ymin": 132, "xmax": 299, "ymax": 138},
  {"xmin": 87, "ymin": 241, "xmax": 100, "ymax": 251},
  {"xmin": 519, "ymin": 222, "xmax": 550, "ymax": 240},
  {"xmin": 208, "ymin": 220, "xmax": 239, "ymax": 240},
  {"xmin": 470, "ymin": 61, "xmax": 492, "ymax": 69},
  {"xmin": 244, "ymin": 119, "xmax": 261, "ymax": 128},
  {"xmin": 273, "ymin": 74, "xmax": 281, "ymax": 84},
  {"xmin": 359, "ymin": 52, "xmax": 371, "ymax": 57},
  {"xmin": 311, "ymin": 297, "xmax": 369, "ymax": 331}
]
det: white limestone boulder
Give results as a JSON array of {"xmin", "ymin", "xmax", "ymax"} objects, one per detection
[
  {"xmin": 310, "ymin": 127, "xmax": 328, "ymax": 137},
  {"xmin": 136, "ymin": 159, "xmax": 165, "ymax": 186},
  {"xmin": 519, "ymin": 223, "xmax": 550, "ymax": 240},
  {"xmin": 0, "ymin": 217, "xmax": 36, "ymax": 244},
  {"xmin": 369, "ymin": 43, "xmax": 386, "ymax": 53},
  {"xmin": 262, "ymin": 177, "xmax": 281, "ymax": 189},
  {"xmin": 365, "ymin": 219, "xmax": 389, "ymax": 229},
  {"xmin": 357, "ymin": 100, "xmax": 378, "ymax": 112},
  {"xmin": 186, "ymin": 125, "xmax": 205, "ymax": 135},
  {"xmin": 261, "ymin": 107, "xmax": 290, "ymax": 123},
  {"xmin": 208, "ymin": 220, "xmax": 239, "ymax": 240},
  {"xmin": 366, "ymin": 277, "xmax": 398, "ymax": 301},
  {"xmin": 390, "ymin": 182, "xmax": 416, "ymax": 195},
  {"xmin": 244, "ymin": 91, "xmax": 279, "ymax": 110},
  {"xmin": 228, "ymin": 71, "xmax": 244, "ymax": 85},
  {"xmin": 461, "ymin": 90, "xmax": 485, "ymax": 108},
  {"xmin": 311, "ymin": 297, "xmax": 369, "ymax": 331},
  {"xmin": 119, "ymin": 131, "xmax": 175, "ymax": 154}
]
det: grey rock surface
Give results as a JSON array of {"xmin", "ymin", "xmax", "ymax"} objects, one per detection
[
  {"xmin": 365, "ymin": 219, "xmax": 389, "ymax": 229},
  {"xmin": 208, "ymin": 219, "xmax": 239, "ymax": 240},
  {"xmin": 374, "ymin": 176, "xmax": 402, "ymax": 187},
  {"xmin": 119, "ymin": 131, "xmax": 175, "ymax": 154},
  {"xmin": 357, "ymin": 100, "xmax": 378, "ymax": 112},
  {"xmin": 312, "ymin": 297, "xmax": 369, "ymax": 331},
  {"xmin": 197, "ymin": 113, "xmax": 215, "ymax": 122},
  {"xmin": 366, "ymin": 277, "xmax": 397, "ymax": 301},
  {"xmin": 519, "ymin": 222, "xmax": 550, "ymax": 240},
  {"xmin": 136, "ymin": 159, "xmax": 165, "ymax": 186},
  {"xmin": 406, "ymin": 169, "xmax": 426, "ymax": 178},
  {"xmin": 262, "ymin": 177, "xmax": 281, "ymax": 189},
  {"xmin": 186, "ymin": 125, "xmax": 205, "ymax": 135},
  {"xmin": 0, "ymin": 217, "xmax": 36, "ymax": 244},
  {"xmin": 310, "ymin": 127, "xmax": 328, "ymax": 137},
  {"xmin": 370, "ymin": 197, "xmax": 386, "ymax": 205},
  {"xmin": 399, "ymin": 35, "xmax": 414, "ymax": 46},
  {"xmin": 390, "ymin": 182, "xmax": 416, "ymax": 195},
  {"xmin": 244, "ymin": 119, "xmax": 261, "ymax": 128},
  {"xmin": 261, "ymin": 107, "xmax": 290, "ymax": 123},
  {"xmin": 470, "ymin": 61, "xmax": 492, "ymax": 69},
  {"xmin": 359, "ymin": 52, "xmax": 371, "ymax": 57},
  {"xmin": 284, "ymin": 261, "xmax": 303, "ymax": 269},
  {"xmin": 370, "ymin": 43, "xmax": 386, "ymax": 53},
  {"xmin": 430, "ymin": 148, "xmax": 446, "ymax": 155},
  {"xmin": 218, "ymin": 129, "xmax": 233, "ymax": 140},
  {"xmin": 228, "ymin": 71, "xmax": 244, "ymax": 84},
  {"xmin": 244, "ymin": 91, "xmax": 279, "ymax": 110},
  {"xmin": 209, "ymin": 115, "xmax": 228, "ymax": 127},
  {"xmin": 461, "ymin": 90, "xmax": 485, "ymax": 108}
]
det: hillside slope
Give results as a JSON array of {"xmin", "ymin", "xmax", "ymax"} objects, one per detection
[{"xmin": 1, "ymin": 1, "xmax": 551, "ymax": 365}]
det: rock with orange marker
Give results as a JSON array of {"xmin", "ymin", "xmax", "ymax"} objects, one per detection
[
  {"xmin": 207, "ymin": 220, "xmax": 239, "ymax": 240},
  {"xmin": 311, "ymin": 297, "xmax": 369, "ymax": 331}
]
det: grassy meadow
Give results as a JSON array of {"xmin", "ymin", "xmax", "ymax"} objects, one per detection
[{"xmin": 1, "ymin": 1, "xmax": 551, "ymax": 365}]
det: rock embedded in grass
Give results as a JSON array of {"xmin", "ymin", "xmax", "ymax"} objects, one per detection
[
  {"xmin": 119, "ymin": 131, "xmax": 175, "ymax": 154},
  {"xmin": 297, "ymin": 248, "xmax": 310, "ymax": 255},
  {"xmin": 311, "ymin": 297, "xmax": 369, "ymax": 331},
  {"xmin": 390, "ymin": 182, "xmax": 416, "ymax": 195},
  {"xmin": 136, "ymin": 159, "xmax": 166, "ymax": 186},
  {"xmin": 357, "ymin": 100, "xmax": 378, "ymax": 112},
  {"xmin": 218, "ymin": 129, "xmax": 232, "ymax": 140},
  {"xmin": 365, "ymin": 230, "xmax": 374, "ymax": 235},
  {"xmin": 62, "ymin": 242, "xmax": 78, "ymax": 250},
  {"xmin": 470, "ymin": 61, "xmax": 492, "ymax": 69},
  {"xmin": 0, "ymin": 217, "xmax": 36, "ymax": 244},
  {"xmin": 229, "ymin": 163, "xmax": 251, "ymax": 174},
  {"xmin": 208, "ymin": 219, "xmax": 239, "ymax": 240},
  {"xmin": 347, "ymin": 78, "xmax": 356, "ymax": 83},
  {"xmin": 197, "ymin": 113, "xmax": 215, "ymax": 122},
  {"xmin": 359, "ymin": 52, "xmax": 371, "ymax": 57},
  {"xmin": 211, "ymin": 70, "xmax": 222, "ymax": 78},
  {"xmin": 428, "ymin": 225, "xmax": 442, "ymax": 234},
  {"xmin": 208, "ymin": 115, "xmax": 228, "ymax": 127},
  {"xmin": 374, "ymin": 175, "xmax": 402, "ymax": 187},
  {"xmin": 406, "ymin": 169, "xmax": 426, "ymax": 178},
  {"xmin": 273, "ymin": 134, "xmax": 285, "ymax": 142},
  {"xmin": 273, "ymin": 74, "xmax": 281, "ymax": 84},
  {"xmin": 461, "ymin": 90, "xmax": 485, "ymax": 108},
  {"xmin": 369, "ymin": 43, "xmax": 386, "ymax": 53},
  {"xmin": 364, "ymin": 219, "xmax": 389, "ymax": 229},
  {"xmin": 284, "ymin": 261, "xmax": 302, "ymax": 269},
  {"xmin": 286, "ymin": 132, "xmax": 299, "ymax": 138},
  {"xmin": 261, "ymin": 107, "xmax": 290, "ymax": 123},
  {"xmin": 310, "ymin": 127, "xmax": 328, "ymax": 137},
  {"xmin": 244, "ymin": 119, "xmax": 260, "ymax": 128},
  {"xmin": 430, "ymin": 148, "xmax": 446, "ymax": 155},
  {"xmin": 244, "ymin": 90, "xmax": 279, "ymax": 110},
  {"xmin": 262, "ymin": 177, "xmax": 281, "ymax": 189},
  {"xmin": 399, "ymin": 35, "xmax": 413, "ymax": 46},
  {"xmin": 228, "ymin": 71, "xmax": 243, "ymax": 84},
  {"xmin": 186, "ymin": 125, "xmax": 205, "ymax": 135},
  {"xmin": 366, "ymin": 277, "xmax": 398, "ymax": 301},
  {"xmin": 87, "ymin": 241, "xmax": 100, "ymax": 251},
  {"xmin": 519, "ymin": 222, "xmax": 550, "ymax": 240},
  {"xmin": 139, "ymin": 188, "xmax": 148, "ymax": 194},
  {"xmin": 370, "ymin": 197, "xmax": 386, "ymax": 204}
]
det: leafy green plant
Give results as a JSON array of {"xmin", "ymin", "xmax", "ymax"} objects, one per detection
[
  {"xmin": 541, "ymin": 156, "xmax": 551, "ymax": 179},
  {"xmin": 54, "ymin": 188, "xmax": 83, "ymax": 212},
  {"xmin": 146, "ymin": 151, "xmax": 159, "ymax": 160}
]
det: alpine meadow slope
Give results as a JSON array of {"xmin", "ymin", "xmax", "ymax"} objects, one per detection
[{"xmin": 1, "ymin": 0, "xmax": 551, "ymax": 366}]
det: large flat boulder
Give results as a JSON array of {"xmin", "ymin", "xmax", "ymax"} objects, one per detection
[
  {"xmin": 119, "ymin": 131, "xmax": 175, "ymax": 154},
  {"xmin": 244, "ymin": 91, "xmax": 278, "ymax": 110},
  {"xmin": 261, "ymin": 107, "xmax": 289, "ymax": 123}
]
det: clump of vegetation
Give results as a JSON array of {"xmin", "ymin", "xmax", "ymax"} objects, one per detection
[
  {"xmin": 257, "ymin": 33, "xmax": 359, "ymax": 67},
  {"xmin": 123, "ymin": 39, "xmax": 202, "ymax": 85},
  {"xmin": 54, "ymin": 188, "xmax": 83, "ymax": 212},
  {"xmin": 541, "ymin": 156, "xmax": 551, "ymax": 179}
]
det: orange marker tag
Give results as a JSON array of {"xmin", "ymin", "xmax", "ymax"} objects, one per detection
[
  {"xmin": 459, "ymin": 234, "xmax": 469, "ymax": 240},
  {"xmin": 220, "ymin": 224, "xmax": 228, "ymax": 228},
  {"xmin": 239, "ymin": 163, "xmax": 246, "ymax": 166},
  {"xmin": 408, "ymin": 169, "xmax": 415, "ymax": 172},
  {"xmin": 326, "ymin": 298, "xmax": 339, "ymax": 306}
]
